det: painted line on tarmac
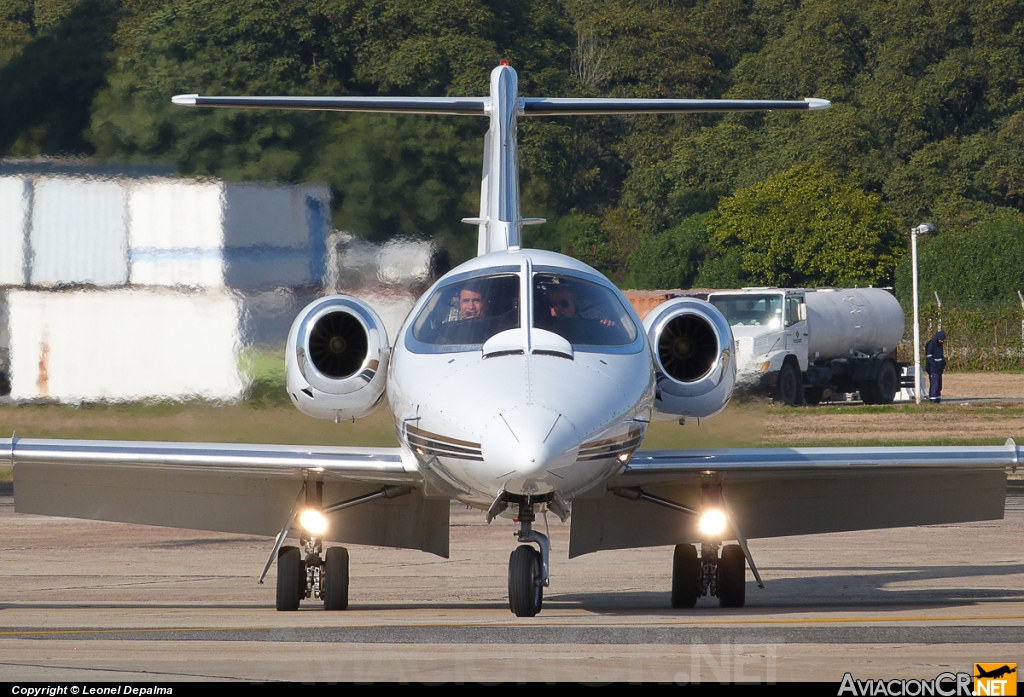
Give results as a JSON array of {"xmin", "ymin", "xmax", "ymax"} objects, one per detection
[
  {"xmin": 2, "ymin": 613, "xmax": 1023, "ymax": 637},
  {"xmin": 658, "ymin": 613, "xmax": 1024, "ymax": 626},
  {"xmin": 1, "ymin": 625, "xmax": 1023, "ymax": 644}
]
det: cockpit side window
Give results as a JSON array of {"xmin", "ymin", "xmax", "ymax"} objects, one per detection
[
  {"xmin": 532, "ymin": 273, "xmax": 637, "ymax": 347},
  {"xmin": 411, "ymin": 274, "xmax": 520, "ymax": 348}
]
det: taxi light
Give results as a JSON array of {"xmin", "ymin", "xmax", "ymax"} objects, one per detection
[
  {"xmin": 698, "ymin": 509, "xmax": 727, "ymax": 537},
  {"xmin": 299, "ymin": 508, "xmax": 328, "ymax": 536}
]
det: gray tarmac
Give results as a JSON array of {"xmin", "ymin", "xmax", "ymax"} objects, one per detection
[{"xmin": 0, "ymin": 493, "xmax": 1022, "ymax": 682}]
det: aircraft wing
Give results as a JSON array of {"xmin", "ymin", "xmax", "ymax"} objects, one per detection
[
  {"xmin": 569, "ymin": 442, "xmax": 1019, "ymax": 557},
  {"xmin": 2, "ymin": 437, "xmax": 450, "ymax": 557}
]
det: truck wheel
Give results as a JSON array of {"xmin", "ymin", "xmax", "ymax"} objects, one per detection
[
  {"xmin": 873, "ymin": 360, "xmax": 898, "ymax": 405},
  {"xmin": 773, "ymin": 362, "xmax": 800, "ymax": 406}
]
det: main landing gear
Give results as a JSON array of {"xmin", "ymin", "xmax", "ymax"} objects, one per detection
[
  {"xmin": 671, "ymin": 542, "xmax": 746, "ymax": 608},
  {"xmin": 261, "ymin": 480, "xmax": 411, "ymax": 611},
  {"xmin": 268, "ymin": 477, "xmax": 350, "ymax": 612},
  {"xmin": 274, "ymin": 538, "xmax": 350, "ymax": 611},
  {"xmin": 614, "ymin": 483, "xmax": 764, "ymax": 609}
]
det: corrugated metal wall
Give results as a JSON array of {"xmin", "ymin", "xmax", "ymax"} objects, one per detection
[
  {"xmin": 127, "ymin": 179, "xmax": 226, "ymax": 287},
  {"xmin": 0, "ymin": 177, "xmax": 28, "ymax": 286},
  {"xmin": 7, "ymin": 288, "xmax": 246, "ymax": 402},
  {"xmin": 0, "ymin": 175, "xmax": 331, "ymax": 291},
  {"xmin": 31, "ymin": 178, "xmax": 129, "ymax": 286},
  {"xmin": 0, "ymin": 171, "xmax": 333, "ymax": 402}
]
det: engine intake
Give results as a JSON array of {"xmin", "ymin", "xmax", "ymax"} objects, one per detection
[
  {"xmin": 286, "ymin": 296, "xmax": 390, "ymax": 420},
  {"xmin": 657, "ymin": 313, "xmax": 720, "ymax": 382},
  {"xmin": 644, "ymin": 298, "xmax": 735, "ymax": 419},
  {"xmin": 308, "ymin": 311, "xmax": 369, "ymax": 379}
]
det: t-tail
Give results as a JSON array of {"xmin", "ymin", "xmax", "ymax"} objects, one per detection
[{"xmin": 173, "ymin": 64, "xmax": 830, "ymax": 257}]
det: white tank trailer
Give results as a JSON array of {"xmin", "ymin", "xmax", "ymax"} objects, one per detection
[{"xmin": 706, "ymin": 287, "xmax": 907, "ymax": 405}]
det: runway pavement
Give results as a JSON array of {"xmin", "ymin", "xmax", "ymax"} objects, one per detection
[{"xmin": 0, "ymin": 493, "xmax": 1021, "ymax": 682}]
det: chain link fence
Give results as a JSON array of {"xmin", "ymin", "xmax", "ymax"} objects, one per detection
[{"xmin": 897, "ymin": 305, "xmax": 1024, "ymax": 371}]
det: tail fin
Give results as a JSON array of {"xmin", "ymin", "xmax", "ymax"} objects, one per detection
[{"xmin": 174, "ymin": 66, "xmax": 829, "ymax": 256}]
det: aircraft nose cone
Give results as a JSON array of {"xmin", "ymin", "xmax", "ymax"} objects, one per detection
[{"xmin": 481, "ymin": 406, "xmax": 579, "ymax": 493}]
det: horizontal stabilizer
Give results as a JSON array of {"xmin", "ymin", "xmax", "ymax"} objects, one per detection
[
  {"xmin": 172, "ymin": 94, "xmax": 488, "ymax": 115},
  {"xmin": 520, "ymin": 97, "xmax": 830, "ymax": 115},
  {"xmin": 172, "ymin": 95, "xmax": 830, "ymax": 116},
  {"xmin": 173, "ymin": 65, "xmax": 831, "ymax": 257}
]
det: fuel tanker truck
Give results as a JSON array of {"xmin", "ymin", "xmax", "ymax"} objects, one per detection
[{"xmin": 705, "ymin": 287, "xmax": 906, "ymax": 406}]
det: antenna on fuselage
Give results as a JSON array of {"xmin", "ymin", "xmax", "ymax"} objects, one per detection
[{"xmin": 173, "ymin": 66, "xmax": 830, "ymax": 257}]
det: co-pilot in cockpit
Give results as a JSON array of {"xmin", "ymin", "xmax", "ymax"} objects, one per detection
[{"xmin": 532, "ymin": 273, "xmax": 635, "ymax": 347}]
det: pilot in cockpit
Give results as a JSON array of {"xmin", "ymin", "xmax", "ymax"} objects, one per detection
[
  {"xmin": 459, "ymin": 285, "xmax": 485, "ymax": 320},
  {"xmin": 546, "ymin": 284, "xmax": 616, "ymax": 328},
  {"xmin": 443, "ymin": 282, "xmax": 487, "ymax": 323}
]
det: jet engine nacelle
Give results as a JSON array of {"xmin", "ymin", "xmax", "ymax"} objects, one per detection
[
  {"xmin": 285, "ymin": 295, "xmax": 390, "ymax": 420},
  {"xmin": 643, "ymin": 297, "xmax": 735, "ymax": 419}
]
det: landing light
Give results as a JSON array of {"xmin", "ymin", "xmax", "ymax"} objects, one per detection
[
  {"xmin": 299, "ymin": 508, "xmax": 328, "ymax": 536},
  {"xmin": 698, "ymin": 509, "xmax": 727, "ymax": 537}
]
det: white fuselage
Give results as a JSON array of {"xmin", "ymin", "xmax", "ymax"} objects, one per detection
[{"xmin": 386, "ymin": 249, "xmax": 655, "ymax": 508}]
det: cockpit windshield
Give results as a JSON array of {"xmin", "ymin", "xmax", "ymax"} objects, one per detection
[
  {"xmin": 709, "ymin": 294, "xmax": 784, "ymax": 328},
  {"xmin": 532, "ymin": 273, "xmax": 637, "ymax": 346},
  {"xmin": 411, "ymin": 273, "xmax": 520, "ymax": 347}
]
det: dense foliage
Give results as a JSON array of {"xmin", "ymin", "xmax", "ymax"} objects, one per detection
[
  {"xmin": 705, "ymin": 164, "xmax": 902, "ymax": 287},
  {"xmin": 3, "ymin": 0, "xmax": 1024, "ymax": 297},
  {"xmin": 895, "ymin": 215, "xmax": 1024, "ymax": 310}
]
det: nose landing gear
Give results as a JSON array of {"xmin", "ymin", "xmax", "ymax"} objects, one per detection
[{"xmin": 507, "ymin": 500, "xmax": 550, "ymax": 617}]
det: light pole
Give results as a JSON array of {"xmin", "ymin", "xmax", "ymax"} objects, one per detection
[{"xmin": 911, "ymin": 223, "xmax": 934, "ymax": 404}]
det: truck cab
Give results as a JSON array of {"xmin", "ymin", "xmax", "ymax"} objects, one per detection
[{"xmin": 708, "ymin": 288, "xmax": 807, "ymax": 379}]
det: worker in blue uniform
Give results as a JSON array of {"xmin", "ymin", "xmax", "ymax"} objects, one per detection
[{"xmin": 924, "ymin": 330, "xmax": 946, "ymax": 403}]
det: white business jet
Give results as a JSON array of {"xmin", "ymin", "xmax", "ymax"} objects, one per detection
[{"xmin": 4, "ymin": 65, "xmax": 1018, "ymax": 617}]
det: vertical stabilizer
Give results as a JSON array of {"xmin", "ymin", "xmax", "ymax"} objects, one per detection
[{"xmin": 475, "ymin": 65, "xmax": 522, "ymax": 256}]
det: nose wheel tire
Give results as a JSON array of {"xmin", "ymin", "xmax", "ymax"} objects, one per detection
[
  {"xmin": 508, "ymin": 545, "xmax": 543, "ymax": 617},
  {"xmin": 717, "ymin": 544, "xmax": 746, "ymax": 608},
  {"xmin": 276, "ymin": 545, "xmax": 303, "ymax": 611},
  {"xmin": 671, "ymin": 543, "xmax": 701, "ymax": 608},
  {"xmin": 323, "ymin": 546, "xmax": 350, "ymax": 611}
]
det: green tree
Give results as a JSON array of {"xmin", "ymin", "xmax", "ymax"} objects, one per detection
[
  {"xmin": 894, "ymin": 215, "xmax": 1024, "ymax": 309},
  {"xmin": 694, "ymin": 248, "xmax": 745, "ymax": 289},
  {"xmin": 622, "ymin": 0, "xmax": 1024, "ymax": 238},
  {"xmin": 88, "ymin": 0, "xmax": 573, "ymax": 258},
  {"xmin": 706, "ymin": 163, "xmax": 902, "ymax": 287},
  {"xmin": 625, "ymin": 214, "xmax": 707, "ymax": 289},
  {"xmin": 0, "ymin": 0, "xmax": 124, "ymax": 155}
]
